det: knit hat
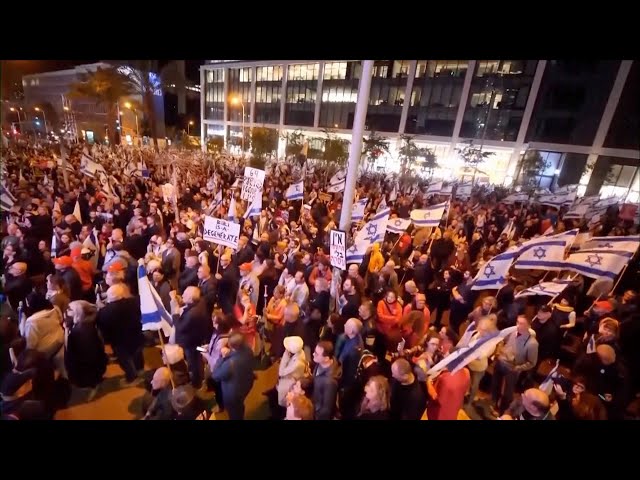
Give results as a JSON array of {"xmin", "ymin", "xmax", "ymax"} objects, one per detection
[
  {"xmin": 239, "ymin": 263, "xmax": 253, "ymax": 273},
  {"xmin": 283, "ymin": 336, "xmax": 304, "ymax": 355}
]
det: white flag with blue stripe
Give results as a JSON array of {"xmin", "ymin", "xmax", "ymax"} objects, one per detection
[
  {"xmin": 586, "ymin": 334, "xmax": 596, "ymax": 354},
  {"xmin": 388, "ymin": 185, "xmax": 397, "ymax": 202},
  {"xmin": 515, "ymin": 280, "xmax": 572, "ymax": 298},
  {"xmin": 327, "ymin": 180, "xmax": 345, "ymax": 193},
  {"xmin": 503, "ymin": 192, "xmax": 530, "ymax": 204},
  {"xmin": 355, "ymin": 207, "xmax": 390, "ymax": 245},
  {"xmin": 346, "ymin": 238, "xmax": 371, "ymax": 264},
  {"xmin": 456, "ymin": 182, "xmax": 472, "ymax": 199},
  {"xmin": 576, "ymin": 195, "xmax": 600, "ymax": 206},
  {"xmin": 285, "ymin": 181, "xmax": 304, "ymax": 201},
  {"xmin": 329, "ymin": 169, "xmax": 346, "ymax": 187},
  {"xmin": 513, "ymin": 229, "xmax": 578, "ymax": 271},
  {"xmin": 377, "ymin": 196, "xmax": 387, "ymax": 213},
  {"xmin": 595, "ymin": 196, "xmax": 620, "ymax": 209},
  {"xmin": 426, "ymin": 181, "xmax": 442, "ymax": 196},
  {"xmin": 351, "ymin": 198, "xmax": 368, "ymax": 222},
  {"xmin": 471, "ymin": 250, "xmax": 518, "ymax": 290},
  {"xmin": 564, "ymin": 249, "xmax": 632, "ymax": 280},
  {"xmin": 579, "ymin": 235, "xmax": 640, "ymax": 255},
  {"xmin": 138, "ymin": 264, "xmax": 173, "ymax": 337},
  {"xmin": 538, "ymin": 192, "xmax": 575, "ymax": 208},
  {"xmin": 554, "ymin": 184, "xmax": 578, "ymax": 195},
  {"xmin": 563, "ymin": 204, "xmax": 589, "ymax": 220},
  {"xmin": 410, "ymin": 201, "xmax": 448, "ymax": 228},
  {"xmin": 243, "ymin": 191, "xmax": 262, "ymax": 219},
  {"xmin": 428, "ymin": 326, "xmax": 518, "ymax": 376},
  {"xmin": 386, "ymin": 217, "xmax": 411, "ymax": 234},
  {"xmin": 539, "ymin": 359, "xmax": 561, "ymax": 395},
  {"xmin": 228, "ymin": 196, "xmax": 238, "ymax": 222},
  {"xmin": 0, "ymin": 181, "xmax": 17, "ymax": 211}
]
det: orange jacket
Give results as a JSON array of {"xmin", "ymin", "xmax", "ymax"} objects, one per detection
[
  {"xmin": 72, "ymin": 258, "xmax": 95, "ymax": 292},
  {"xmin": 376, "ymin": 300, "xmax": 403, "ymax": 337}
]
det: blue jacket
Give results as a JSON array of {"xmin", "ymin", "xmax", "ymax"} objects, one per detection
[
  {"xmin": 211, "ymin": 344, "xmax": 255, "ymax": 402},
  {"xmin": 336, "ymin": 334, "xmax": 363, "ymax": 388}
]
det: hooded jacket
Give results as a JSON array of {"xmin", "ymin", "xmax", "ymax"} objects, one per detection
[
  {"xmin": 20, "ymin": 308, "xmax": 64, "ymax": 359},
  {"xmin": 276, "ymin": 349, "xmax": 309, "ymax": 406},
  {"xmin": 313, "ymin": 360, "xmax": 342, "ymax": 420},
  {"xmin": 368, "ymin": 244, "xmax": 385, "ymax": 274}
]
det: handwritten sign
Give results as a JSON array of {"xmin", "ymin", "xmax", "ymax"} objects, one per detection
[
  {"xmin": 329, "ymin": 229, "xmax": 346, "ymax": 270},
  {"xmin": 319, "ymin": 192, "xmax": 333, "ymax": 202},
  {"xmin": 241, "ymin": 167, "xmax": 265, "ymax": 202},
  {"xmin": 203, "ymin": 216, "xmax": 240, "ymax": 250}
]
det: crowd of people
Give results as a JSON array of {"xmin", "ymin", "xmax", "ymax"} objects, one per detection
[{"xmin": 1, "ymin": 138, "xmax": 639, "ymax": 421}]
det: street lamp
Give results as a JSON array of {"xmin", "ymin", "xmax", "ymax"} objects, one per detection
[
  {"xmin": 188, "ymin": 120, "xmax": 194, "ymax": 136},
  {"xmin": 34, "ymin": 107, "xmax": 48, "ymax": 136},
  {"xmin": 230, "ymin": 95, "xmax": 245, "ymax": 155},
  {"xmin": 9, "ymin": 107, "xmax": 22, "ymax": 129},
  {"xmin": 123, "ymin": 101, "xmax": 139, "ymax": 137}
]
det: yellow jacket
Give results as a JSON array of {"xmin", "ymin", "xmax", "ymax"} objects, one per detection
[{"xmin": 368, "ymin": 243, "xmax": 385, "ymax": 273}]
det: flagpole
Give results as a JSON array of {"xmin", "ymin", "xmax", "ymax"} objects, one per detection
[{"xmin": 61, "ymin": 144, "xmax": 70, "ymax": 191}]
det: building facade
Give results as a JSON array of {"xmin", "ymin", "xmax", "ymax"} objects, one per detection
[
  {"xmin": 21, "ymin": 62, "xmax": 165, "ymax": 144},
  {"xmin": 201, "ymin": 60, "xmax": 639, "ymax": 201}
]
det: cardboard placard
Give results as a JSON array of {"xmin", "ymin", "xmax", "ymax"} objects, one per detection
[
  {"xmin": 203, "ymin": 216, "xmax": 240, "ymax": 250},
  {"xmin": 329, "ymin": 229, "xmax": 346, "ymax": 270},
  {"xmin": 241, "ymin": 167, "xmax": 265, "ymax": 202}
]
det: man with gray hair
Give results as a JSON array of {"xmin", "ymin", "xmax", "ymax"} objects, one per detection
[
  {"xmin": 172, "ymin": 286, "xmax": 210, "ymax": 388},
  {"xmin": 337, "ymin": 318, "xmax": 364, "ymax": 419}
]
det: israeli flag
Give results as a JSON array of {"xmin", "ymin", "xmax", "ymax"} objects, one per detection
[
  {"xmin": 564, "ymin": 249, "xmax": 632, "ymax": 280},
  {"xmin": 73, "ymin": 200, "xmax": 83, "ymax": 223},
  {"xmin": 228, "ymin": 196, "xmax": 238, "ymax": 222},
  {"xmin": 439, "ymin": 184, "xmax": 453, "ymax": 196},
  {"xmin": 538, "ymin": 193, "xmax": 575, "ymax": 208},
  {"xmin": 351, "ymin": 198, "xmax": 369, "ymax": 222},
  {"xmin": 538, "ymin": 359, "xmax": 561, "ymax": 395},
  {"xmin": 243, "ymin": 192, "xmax": 262, "ymax": 219},
  {"xmin": 576, "ymin": 195, "xmax": 601, "ymax": 206},
  {"xmin": 386, "ymin": 217, "xmax": 411, "ymax": 234},
  {"xmin": 595, "ymin": 196, "xmax": 620, "ymax": 209},
  {"xmin": 285, "ymin": 181, "xmax": 304, "ymax": 201},
  {"xmin": 83, "ymin": 228, "xmax": 100, "ymax": 270},
  {"xmin": 471, "ymin": 250, "xmax": 519, "ymax": 290},
  {"xmin": 514, "ymin": 229, "xmax": 578, "ymax": 271},
  {"xmin": 457, "ymin": 321, "xmax": 478, "ymax": 349},
  {"xmin": 410, "ymin": 201, "xmax": 448, "ymax": 228},
  {"xmin": 501, "ymin": 219, "xmax": 516, "ymax": 240},
  {"xmin": 579, "ymin": 235, "xmax": 640, "ymax": 255},
  {"xmin": 346, "ymin": 238, "xmax": 371, "ymax": 264},
  {"xmin": 0, "ymin": 181, "xmax": 16, "ymax": 211},
  {"xmin": 327, "ymin": 180, "xmax": 345, "ymax": 193},
  {"xmin": 329, "ymin": 169, "xmax": 346, "ymax": 187},
  {"xmin": 377, "ymin": 196, "xmax": 387, "ymax": 212},
  {"xmin": 51, "ymin": 233, "xmax": 58, "ymax": 259},
  {"xmin": 428, "ymin": 326, "xmax": 518, "ymax": 376},
  {"xmin": 563, "ymin": 204, "xmax": 589, "ymax": 220},
  {"xmin": 515, "ymin": 280, "xmax": 572, "ymax": 298},
  {"xmin": 388, "ymin": 185, "xmax": 397, "ymax": 202},
  {"xmin": 426, "ymin": 181, "xmax": 442, "ymax": 196},
  {"xmin": 138, "ymin": 264, "xmax": 173, "ymax": 337},
  {"xmin": 355, "ymin": 207, "xmax": 390, "ymax": 245},
  {"xmin": 503, "ymin": 192, "xmax": 529, "ymax": 204},
  {"xmin": 586, "ymin": 334, "xmax": 596, "ymax": 354}
]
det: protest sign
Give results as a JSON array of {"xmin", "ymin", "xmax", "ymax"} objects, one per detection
[
  {"xmin": 203, "ymin": 216, "xmax": 240, "ymax": 249},
  {"xmin": 329, "ymin": 229, "xmax": 346, "ymax": 270},
  {"xmin": 241, "ymin": 167, "xmax": 265, "ymax": 202}
]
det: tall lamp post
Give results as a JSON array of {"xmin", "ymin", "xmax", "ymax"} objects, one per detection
[
  {"xmin": 9, "ymin": 107, "xmax": 22, "ymax": 131},
  {"xmin": 188, "ymin": 120, "xmax": 194, "ymax": 136},
  {"xmin": 230, "ymin": 96, "xmax": 245, "ymax": 155},
  {"xmin": 34, "ymin": 107, "xmax": 48, "ymax": 136},
  {"xmin": 124, "ymin": 102, "xmax": 139, "ymax": 137}
]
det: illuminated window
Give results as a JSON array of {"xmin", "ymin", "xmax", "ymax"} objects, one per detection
[
  {"xmin": 392, "ymin": 61, "xmax": 410, "ymax": 78},
  {"xmin": 373, "ymin": 64, "xmax": 389, "ymax": 78},
  {"xmin": 322, "ymin": 86, "xmax": 357, "ymax": 103},
  {"xmin": 239, "ymin": 68, "xmax": 252, "ymax": 83},
  {"xmin": 323, "ymin": 62, "xmax": 348, "ymax": 80},
  {"xmin": 415, "ymin": 61, "xmax": 428, "ymax": 78},
  {"xmin": 287, "ymin": 63, "xmax": 320, "ymax": 81},
  {"xmin": 477, "ymin": 60, "xmax": 526, "ymax": 77},
  {"xmin": 256, "ymin": 66, "xmax": 283, "ymax": 82}
]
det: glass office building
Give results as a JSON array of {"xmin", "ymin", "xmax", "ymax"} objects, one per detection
[{"xmin": 201, "ymin": 60, "xmax": 639, "ymax": 200}]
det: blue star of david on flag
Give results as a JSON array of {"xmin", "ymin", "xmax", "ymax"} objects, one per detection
[
  {"xmin": 533, "ymin": 247, "xmax": 546, "ymax": 259},
  {"xmin": 366, "ymin": 223, "xmax": 378, "ymax": 238},
  {"xmin": 348, "ymin": 245, "xmax": 358, "ymax": 254},
  {"xmin": 534, "ymin": 284, "xmax": 546, "ymax": 292},
  {"xmin": 585, "ymin": 253, "xmax": 603, "ymax": 267},
  {"xmin": 597, "ymin": 242, "xmax": 613, "ymax": 249},
  {"xmin": 423, "ymin": 211, "xmax": 431, "ymax": 219},
  {"xmin": 394, "ymin": 219, "xmax": 403, "ymax": 227},
  {"xmin": 483, "ymin": 264, "xmax": 496, "ymax": 279}
]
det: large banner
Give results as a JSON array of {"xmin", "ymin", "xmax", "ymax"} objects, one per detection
[
  {"xmin": 241, "ymin": 167, "xmax": 265, "ymax": 202},
  {"xmin": 203, "ymin": 216, "xmax": 240, "ymax": 250}
]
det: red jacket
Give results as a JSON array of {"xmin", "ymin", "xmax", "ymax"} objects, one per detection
[
  {"xmin": 426, "ymin": 369, "xmax": 470, "ymax": 420},
  {"xmin": 376, "ymin": 300, "xmax": 402, "ymax": 338}
]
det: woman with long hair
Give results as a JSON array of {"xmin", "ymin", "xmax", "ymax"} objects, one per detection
[
  {"xmin": 554, "ymin": 376, "xmax": 608, "ymax": 420},
  {"xmin": 357, "ymin": 375, "xmax": 391, "ymax": 420},
  {"xmin": 234, "ymin": 292, "xmax": 257, "ymax": 355}
]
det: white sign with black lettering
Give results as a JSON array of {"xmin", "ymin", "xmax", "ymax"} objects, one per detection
[
  {"xmin": 241, "ymin": 167, "xmax": 265, "ymax": 202},
  {"xmin": 203, "ymin": 216, "xmax": 240, "ymax": 250},
  {"xmin": 329, "ymin": 229, "xmax": 346, "ymax": 270}
]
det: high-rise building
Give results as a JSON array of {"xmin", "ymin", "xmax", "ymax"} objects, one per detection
[{"xmin": 201, "ymin": 60, "xmax": 639, "ymax": 201}]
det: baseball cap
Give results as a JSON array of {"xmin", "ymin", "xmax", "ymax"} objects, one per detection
[
  {"xmin": 107, "ymin": 261, "xmax": 126, "ymax": 273},
  {"xmin": 239, "ymin": 262, "xmax": 252, "ymax": 272},
  {"xmin": 53, "ymin": 256, "xmax": 73, "ymax": 268}
]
